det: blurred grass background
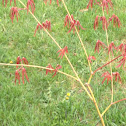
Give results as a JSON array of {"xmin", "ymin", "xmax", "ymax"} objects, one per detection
[{"xmin": 0, "ymin": 0, "xmax": 126, "ymax": 125}]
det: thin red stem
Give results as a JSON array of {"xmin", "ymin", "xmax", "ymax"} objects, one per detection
[
  {"xmin": 112, "ymin": 98, "xmax": 126, "ymax": 105},
  {"xmin": 93, "ymin": 54, "xmax": 122, "ymax": 74}
]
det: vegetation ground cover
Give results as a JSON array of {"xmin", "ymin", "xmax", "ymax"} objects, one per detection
[{"xmin": 0, "ymin": 0, "xmax": 126, "ymax": 125}]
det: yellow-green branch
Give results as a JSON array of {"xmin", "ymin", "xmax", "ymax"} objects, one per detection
[
  {"xmin": 0, "ymin": 63, "xmax": 78, "ymax": 81},
  {"xmin": 61, "ymin": 0, "xmax": 105, "ymax": 125}
]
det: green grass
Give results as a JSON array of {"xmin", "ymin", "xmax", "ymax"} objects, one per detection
[{"xmin": 0, "ymin": 0, "xmax": 126, "ymax": 125}]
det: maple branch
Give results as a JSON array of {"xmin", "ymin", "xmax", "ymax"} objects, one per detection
[
  {"xmin": 61, "ymin": 0, "xmax": 105, "ymax": 125},
  {"xmin": 101, "ymin": 104, "xmax": 112, "ymax": 117},
  {"xmin": 17, "ymin": 0, "xmax": 93, "ymax": 100},
  {"xmin": 101, "ymin": 98, "xmax": 126, "ymax": 117},
  {"xmin": 93, "ymin": 54, "xmax": 122, "ymax": 74},
  {"xmin": 0, "ymin": 63, "xmax": 78, "ymax": 81}
]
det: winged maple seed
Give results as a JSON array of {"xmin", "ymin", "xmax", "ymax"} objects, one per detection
[
  {"xmin": 101, "ymin": 71, "xmax": 112, "ymax": 84},
  {"xmin": 2, "ymin": 0, "xmax": 16, "ymax": 7},
  {"xmin": 52, "ymin": 64, "xmax": 62, "ymax": 77},
  {"xmin": 108, "ymin": 14, "xmax": 121, "ymax": 28},
  {"xmin": 94, "ymin": 16, "xmax": 108, "ymax": 30},
  {"xmin": 116, "ymin": 53, "xmax": 126, "ymax": 69},
  {"xmin": 101, "ymin": 0, "xmax": 113, "ymax": 14},
  {"xmin": 64, "ymin": 14, "xmax": 85, "ymax": 34},
  {"xmin": 86, "ymin": 0, "xmax": 94, "ymax": 10},
  {"xmin": 15, "ymin": 56, "xmax": 29, "ymax": 85},
  {"xmin": 16, "ymin": 56, "xmax": 21, "ymax": 68},
  {"xmin": 10, "ymin": 0, "xmax": 16, "ymax": 6},
  {"xmin": 108, "ymin": 42, "xmax": 116, "ymax": 55},
  {"xmin": 57, "ymin": 46, "xmax": 68, "ymax": 58},
  {"xmin": 64, "ymin": 15, "xmax": 70, "ymax": 28},
  {"xmin": 95, "ymin": 40, "xmax": 107, "ymax": 53},
  {"xmin": 76, "ymin": 20, "xmax": 86, "ymax": 32},
  {"xmin": 10, "ymin": 7, "xmax": 20, "ymax": 23},
  {"xmin": 22, "ymin": 57, "xmax": 28, "ymax": 65},
  {"xmin": 15, "ymin": 70, "xmax": 20, "ymax": 84},
  {"xmin": 100, "ymin": 16, "xmax": 108, "ymax": 30},
  {"xmin": 42, "ymin": 20, "xmax": 51, "ymax": 31},
  {"xmin": 88, "ymin": 55, "xmax": 96, "ymax": 63},
  {"xmin": 22, "ymin": 68, "xmax": 30, "ymax": 84},
  {"xmin": 116, "ymin": 43, "xmax": 124, "ymax": 52},
  {"xmin": 34, "ymin": 20, "xmax": 51, "ymax": 36},
  {"xmin": 46, "ymin": 64, "xmax": 54, "ymax": 75},
  {"xmin": 27, "ymin": 0, "xmax": 35, "ymax": 14},
  {"xmin": 43, "ymin": 0, "xmax": 60, "ymax": 6},
  {"xmin": 46, "ymin": 64, "xmax": 62, "ymax": 77},
  {"xmin": 112, "ymin": 72, "xmax": 122, "ymax": 84},
  {"xmin": 2, "ymin": 0, "xmax": 8, "ymax": 7},
  {"xmin": 116, "ymin": 44, "xmax": 126, "ymax": 54},
  {"xmin": 94, "ymin": 15, "xmax": 99, "ymax": 30}
]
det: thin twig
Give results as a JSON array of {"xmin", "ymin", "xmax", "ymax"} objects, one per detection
[
  {"xmin": 93, "ymin": 54, "xmax": 122, "ymax": 74},
  {"xmin": 0, "ymin": 63, "xmax": 79, "ymax": 81}
]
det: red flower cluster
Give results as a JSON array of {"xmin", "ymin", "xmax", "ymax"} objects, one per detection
[
  {"xmin": 57, "ymin": 46, "xmax": 68, "ymax": 58},
  {"xmin": 86, "ymin": 0, "xmax": 113, "ymax": 12},
  {"xmin": 27, "ymin": 0, "xmax": 35, "ymax": 14},
  {"xmin": 101, "ymin": 71, "xmax": 121, "ymax": 84},
  {"xmin": 101, "ymin": 71, "xmax": 112, "ymax": 84},
  {"xmin": 34, "ymin": 20, "xmax": 51, "ymax": 36},
  {"xmin": 86, "ymin": 0, "xmax": 94, "ymax": 9},
  {"xmin": 94, "ymin": 16, "xmax": 108, "ymax": 30},
  {"xmin": 108, "ymin": 42, "xmax": 116, "ymax": 55},
  {"xmin": 64, "ymin": 14, "xmax": 86, "ymax": 34},
  {"xmin": 15, "ymin": 56, "xmax": 29, "ymax": 85},
  {"xmin": 100, "ymin": 16, "xmax": 108, "ymax": 30},
  {"xmin": 10, "ymin": 7, "xmax": 20, "ymax": 23},
  {"xmin": 94, "ymin": 40, "xmax": 126, "ymax": 55},
  {"xmin": 2, "ymin": 0, "xmax": 16, "ymax": 7},
  {"xmin": 101, "ymin": 0, "xmax": 113, "ymax": 14},
  {"xmin": 94, "ymin": 14, "xmax": 121, "ymax": 30},
  {"xmin": 112, "ymin": 72, "xmax": 122, "ymax": 83},
  {"xmin": 46, "ymin": 64, "xmax": 62, "ymax": 77},
  {"xmin": 95, "ymin": 40, "xmax": 107, "ymax": 53},
  {"xmin": 108, "ymin": 14, "xmax": 121, "ymax": 28}
]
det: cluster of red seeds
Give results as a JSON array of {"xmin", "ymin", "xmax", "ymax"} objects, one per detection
[
  {"xmin": 46, "ymin": 64, "xmax": 62, "ymax": 77},
  {"xmin": 34, "ymin": 20, "xmax": 51, "ymax": 36},
  {"xmin": 94, "ymin": 14, "xmax": 121, "ymax": 31},
  {"xmin": 87, "ymin": 0, "xmax": 113, "ymax": 12},
  {"xmin": 15, "ymin": 56, "xmax": 29, "ymax": 84},
  {"xmin": 64, "ymin": 14, "xmax": 86, "ymax": 34}
]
